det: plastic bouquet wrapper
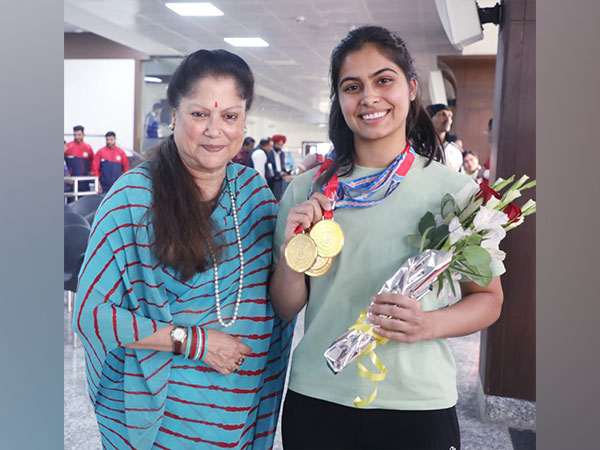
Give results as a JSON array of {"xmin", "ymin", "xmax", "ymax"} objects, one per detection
[
  {"xmin": 323, "ymin": 175, "xmax": 537, "ymax": 408},
  {"xmin": 324, "ymin": 249, "xmax": 452, "ymax": 406}
]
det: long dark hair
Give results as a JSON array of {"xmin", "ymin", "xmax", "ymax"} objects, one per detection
[
  {"xmin": 317, "ymin": 25, "xmax": 443, "ymax": 189},
  {"xmin": 146, "ymin": 49, "xmax": 254, "ymax": 281}
]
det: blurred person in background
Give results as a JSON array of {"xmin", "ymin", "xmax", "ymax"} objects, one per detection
[
  {"xmin": 248, "ymin": 137, "xmax": 274, "ymax": 180},
  {"xmin": 232, "ymin": 135, "xmax": 255, "ymax": 166},
  {"xmin": 427, "ymin": 103, "xmax": 463, "ymax": 172},
  {"xmin": 91, "ymin": 131, "xmax": 130, "ymax": 193},
  {"xmin": 144, "ymin": 102, "xmax": 163, "ymax": 139},
  {"xmin": 462, "ymin": 150, "xmax": 483, "ymax": 184},
  {"xmin": 297, "ymin": 152, "xmax": 324, "ymax": 174},
  {"xmin": 74, "ymin": 49, "xmax": 292, "ymax": 450},
  {"xmin": 266, "ymin": 134, "xmax": 290, "ymax": 201},
  {"xmin": 480, "ymin": 118, "xmax": 494, "ymax": 186},
  {"xmin": 64, "ymin": 140, "xmax": 74, "ymax": 194},
  {"xmin": 65, "ymin": 125, "xmax": 95, "ymax": 192}
]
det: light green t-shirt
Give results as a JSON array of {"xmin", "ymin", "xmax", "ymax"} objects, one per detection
[{"xmin": 273, "ymin": 154, "xmax": 505, "ymax": 410}]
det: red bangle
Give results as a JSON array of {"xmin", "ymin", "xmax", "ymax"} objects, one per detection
[
  {"xmin": 198, "ymin": 327, "xmax": 206, "ymax": 361},
  {"xmin": 187, "ymin": 326, "xmax": 198, "ymax": 360}
]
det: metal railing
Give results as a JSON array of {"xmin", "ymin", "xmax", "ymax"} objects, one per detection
[{"xmin": 64, "ymin": 176, "xmax": 100, "ymax": 203}]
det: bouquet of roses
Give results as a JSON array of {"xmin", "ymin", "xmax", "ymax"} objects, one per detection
[
  {"xmin": 406, "ymin": 175, "xmax": 536, "ymax": 295},
  {"xmin": 323, "ymin": 175, "xmax": 536, "ymax": 407}
]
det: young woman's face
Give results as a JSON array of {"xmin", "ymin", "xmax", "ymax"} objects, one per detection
[
  {"xmin": 172, "ymin": 76, "xmax": 246, "ymax": 177},
  {"xmin": 463, "ymin": 153, "xmax": 480, "ymax": 174},
  {"xmin": 337, "ymin": 44, "xmax": 417, "ymax": 146}
]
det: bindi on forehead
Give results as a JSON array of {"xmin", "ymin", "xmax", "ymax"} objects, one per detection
[{"xmin": 214, "ymin": 101, "xmax": 218, "ymax": 108}]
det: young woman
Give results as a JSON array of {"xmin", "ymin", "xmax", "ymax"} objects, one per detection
[
  {"xmin": 269, "ymin": 26, "xmax": 504, "ymax": 450},
  {"xmin": 463, "ymin": 150, "xmax": 483, "ymax": 184}
]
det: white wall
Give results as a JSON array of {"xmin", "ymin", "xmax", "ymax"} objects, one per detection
[{"xmin": 64, "ymin": 59, "xmax": 135, "ymax": 153}]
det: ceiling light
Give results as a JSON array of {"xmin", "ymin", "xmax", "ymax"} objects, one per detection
[
  {"xmin": 267, "ymin": 59, "xmax": 298, "ymax": 66},
  {"xmin": 144, "ymin": 76, "xmax": 163, "ymax": 83},
  {"xmin": 224, "ymin": 37, "xmax": 269, "ymax": 47},
  {"xmin": 165, "ymin": 3, "xmax": 224, "ymax": 16}
]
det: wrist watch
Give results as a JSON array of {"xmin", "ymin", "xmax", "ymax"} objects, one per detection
[{"xmin": 170, "ymin": 326, "xmax": 188, "ymax": 355}]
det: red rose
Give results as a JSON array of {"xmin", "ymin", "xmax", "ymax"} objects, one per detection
[
  {"xmin": 503, "ymin": 202, "xmax": 522, "ymax": 222},
  {"xmin": 476, "ymin": 184, "xmax": 502, "ymax": 204}
]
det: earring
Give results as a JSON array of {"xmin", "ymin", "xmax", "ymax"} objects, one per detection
[
  {"xmin": 169, "ymin": 123, "xmax": 175, "ymax": 131},
  {"xmin": 244, "ymin": 126, "xmax": 248, "ymax": 133}
]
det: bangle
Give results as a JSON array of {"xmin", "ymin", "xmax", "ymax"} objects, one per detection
[
  {"xmin": 184, "ymin": 326, "xmax": 193, "ymax": 359},
  {"xmin": 198, "ymin": 327, "xmax": 207, "ymax": 361},
  {"xmin": 193, "ymin": 326, "xmax": 203, "ymax": 360},
  {"xmin": 188, "ymin": 327, "xmax": 198, "ymax": 359}
]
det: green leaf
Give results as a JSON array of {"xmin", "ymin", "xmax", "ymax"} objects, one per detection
[
  {"xmin": 458, "ymin": 198, "xmax": 483, "ymax": 225},
  {"xmin": 491, "ymin": 175, "xmax": 514, "ymax": 192},
  {"xmin": 465, "ymin": 233, "xmax": 482, "ymax": 246},
  {"xmin": 521, "ymin": 203, "xmax": 536, "ymax": 217},
  {"xmin": 451, "ymin": 261, "xmax": 493, "ymax": 287},
  {"xmin": 419, "ymin": 225, "xmax": 435, "ymax": 252},
  {"xmin": 520, "ymin": 180, "xmax": 537, "ymax": 191},
  {"xmin": 448, "ymin": 270, "xmax": 457, "ymax": 297},
  {"xmin": 418, "ymin": 212, "xmax": 436, "ymax": 235},
  {"xmin": 406, "ymin": 234, "xmax": 423, "ymax": 248},
  {"xmin": 430, "ymin": 224, "xmax": 449, "ymax": 248},
  {"xmin": 436, "ymin": 274, "xmax": 444, "ymax": 296},
  {"xmin": 462, "ymin": 245, "xmax": 492, "ymax": 267},
  {"xmin": 441, "ymin": 194, "xmax": 457, "ymax": 219},
  {"xmin": 505, "ymin": 175, "xmax": 529, "ymax": 193},
  {"xmin": 442, "ymin": 211, "xmax": 456, "ymax": 226}
]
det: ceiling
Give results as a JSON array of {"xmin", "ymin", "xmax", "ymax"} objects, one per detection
[{"xmin": 65, "ymin": 0, "xmax": 493, "ymax": 124}]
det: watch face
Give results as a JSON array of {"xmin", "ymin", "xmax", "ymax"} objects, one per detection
[{"xmin": 172, "ymin": 327, "xmax": 186, "ymax": 341}]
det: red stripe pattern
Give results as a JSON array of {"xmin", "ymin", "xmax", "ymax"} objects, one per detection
[{"xmin": 73, "ymin": 162, "xmax": 295, "ymax": 449}]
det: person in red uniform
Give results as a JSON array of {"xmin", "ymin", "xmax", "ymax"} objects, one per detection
[
  {"xmin": 65, "ymin": 125, "xmax": 95, "ymax": 191},
  {"xmin": 91, "ymin": 131, "xmax": 130, "ymax": 193}
]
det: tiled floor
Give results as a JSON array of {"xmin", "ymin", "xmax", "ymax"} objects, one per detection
[{"xmin": 64, "ymin": 298, "xmax": 521, "ymax": 449}]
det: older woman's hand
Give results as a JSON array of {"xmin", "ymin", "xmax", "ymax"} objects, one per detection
[
  {"xmin": 203, "ymin": 329, "xmax": 252, "ymax": 375},
  {"xmin": 283, "ymin": 192, "xmax": 331, "ymax": 243},
  {"xmin": 367, "ymin": 293, "xmax": 435, "ymax": 344}
]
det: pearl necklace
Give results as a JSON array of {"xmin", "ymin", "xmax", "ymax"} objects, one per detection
[{"xmin": 210, "ymin": 176, "xmax": 244, "ymax": 328}]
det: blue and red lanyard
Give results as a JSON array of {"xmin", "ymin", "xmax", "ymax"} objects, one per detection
[{"xmin": 309, "ymin": 141, "xmax": 416, "ymax": 210}]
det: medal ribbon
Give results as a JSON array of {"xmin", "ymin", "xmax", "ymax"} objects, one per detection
[
  {"xmin": 310, "ymin": 141, "xmax": 416, "ymax": 210},
  {"xmin": 348, "ymin": 310, "xmax": 389, "ymax": 408}
]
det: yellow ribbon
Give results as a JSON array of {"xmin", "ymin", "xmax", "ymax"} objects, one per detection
[{"xmin": 348, "ymin": 311, "xmax": 389, "ymax": 408}]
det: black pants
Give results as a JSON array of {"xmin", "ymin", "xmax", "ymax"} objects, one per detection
[{"xmin": 282, "ymin": 390, "xmax": 460, "ymax": 450}]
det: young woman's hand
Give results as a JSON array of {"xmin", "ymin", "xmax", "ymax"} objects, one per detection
[
  {"xmin": 283, "ymin": 192, "xmax": 331, "ymax": 243},
  {"xmin": 203, "ymin": 328, "xmax": 252, "ymax": 375},
  {"xmin": 367, "ymin": 293, "xmax": 435, "ymax": 343}
]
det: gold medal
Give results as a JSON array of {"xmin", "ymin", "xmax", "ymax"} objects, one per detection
[
  {"xmin": 305, "ymin": 255, "xmax": 334, "ymax": 277},
  {"xmin": 284, "ymin": 233, "xmax": 318, "ymax": 273},
  {"xmin": 309, "ymin": 219, "xmax": 345, "ymax": 258}
]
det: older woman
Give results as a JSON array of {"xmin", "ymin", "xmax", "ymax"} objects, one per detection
[{"xmin": 73, "ymin": 49, "xmax": 293, "ymax": 450}]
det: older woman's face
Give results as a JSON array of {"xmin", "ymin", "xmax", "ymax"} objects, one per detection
[{"xmin": 172, "ymin": 76, "xmax": 246, "ymax": 177}]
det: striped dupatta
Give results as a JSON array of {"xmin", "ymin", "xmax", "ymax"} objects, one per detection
[{"xmin": 74, "ymin": 162, "xmax": 294, "ymax": 449}]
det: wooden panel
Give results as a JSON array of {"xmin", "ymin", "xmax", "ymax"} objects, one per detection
[
  {"xmin": 133, "ymin": 60, "xmax": 144, "ymax": 155},
  {"xmin": 525, "ymin": 0, "xmax": 536, "ymax": 21},
  {"xmin": 507, "ymin": 0, "xmax": 527, "ymax": 21},
  {"xmin": 479, "ymin": 0, "xmax": 536, "ymax": 402},
  {"xmin": 438, "ymin": 56, "xmax": 496, "ymax": 165},
  {"xmin": 65, "ymin": 33, "xmax": 149, "ymax": 60}
]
